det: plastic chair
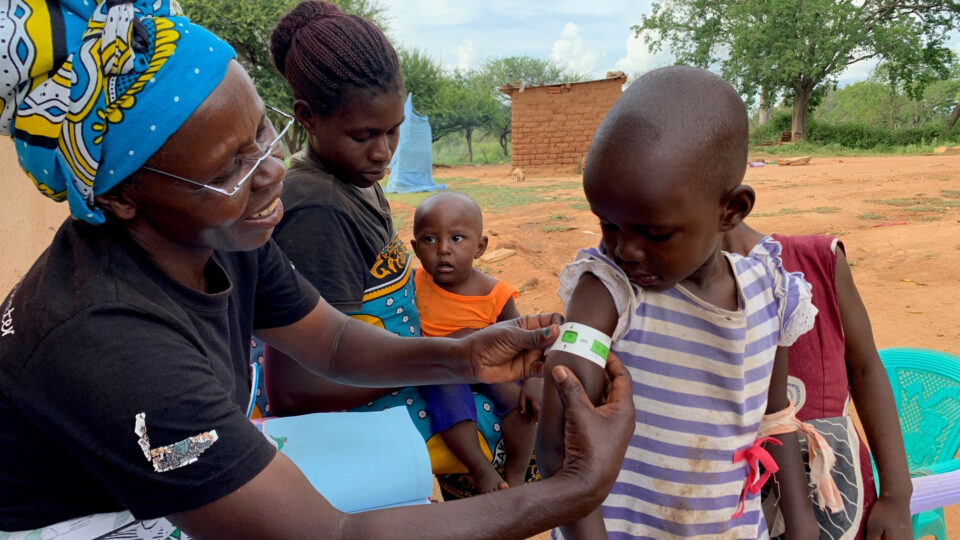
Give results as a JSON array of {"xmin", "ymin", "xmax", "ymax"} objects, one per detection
[{"xmin": 878, "ymin": 347, "xmax": 960, "ymax": 540}]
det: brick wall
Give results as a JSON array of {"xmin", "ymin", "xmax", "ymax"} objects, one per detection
[{"xmin": 504, "ymin": 76, "xmax": 624, "ymax": 170}]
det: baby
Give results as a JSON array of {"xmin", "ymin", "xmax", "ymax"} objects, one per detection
[
  {"xmin": 411, "ymin": 192, "xmax": 541, "ymax": 493},
  {"xmin": 536, "ymin": 66, "xmax": 822, "ymax": 539}
]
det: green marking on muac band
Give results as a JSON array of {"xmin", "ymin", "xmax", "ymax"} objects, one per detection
[
  {"xmin": 591, "ymin": 340, "xmax": 609, "ymax": 359},
  {"xmin": 561, "ymin": 330, "xmax": 578, "ymax": 344}
]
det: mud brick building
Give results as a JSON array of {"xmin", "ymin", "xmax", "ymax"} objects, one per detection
[{"xmin": 500, "ymin": 72, "xmax": 626, "ymax": 171}]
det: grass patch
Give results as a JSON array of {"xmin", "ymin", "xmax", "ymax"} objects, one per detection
[
  {"xmin": 866, "ymin": 195, "xmax": 960, "ymax": 214},
  {"xmin": 868, "ymin": 197, "xmax": 924, "ymax": 206},
  {"xmin": 753, "ymin": 207, "xmax": 805, "ymax": 217},
  {"xmin": 549, "ymin": 214, "xmax": 571, "ymax": 221},
  {"xmin": 384, "ymin": 177, "xmax": 578, "ymax": 213},
  {"xmin": 857, "ymin": 213, "xmax": 887, "ymax": 220},
  {"xmin": 904, "ymin": 205, "xmax": 946, "ymax": 213},
  {"xmin": 542, "ymin": 225, "xmax": 575, "ymax": 233},
  {"xmin": 391, "ymin": 210, "xmax": 409, "ymax": 231},
  {"xmin": 569, "ymin": 202, "xmax": 590, "ymax": 210},
  {"xmin": 919, "ymin": 215, "xmax": 944, "ymax": 222},
  {"xmin": 940, "ymin": 190, "xmax": 960, "ymax": 199},
  {"xmin": 813, "ymin": 206, "xmax": 842, "ymax": 214},
  {"xmin": 924, "ymin": 253, "xmax": 937, "ymax": 259}
]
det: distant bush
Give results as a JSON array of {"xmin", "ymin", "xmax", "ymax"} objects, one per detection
[
  {"xmin": 752, "ymin": 111, "xmax": 792, "ymax": 143},
  {"xmin": 807, "ymin": 120, "xmax": 942, "ymax": 149},
  {"xmin": 751, "ymin": 110, "xmax": 956, "ymax": 150}
]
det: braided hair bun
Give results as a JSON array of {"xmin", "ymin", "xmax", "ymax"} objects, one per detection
[{"xmin": 270, "ymin": 1, "xmax": 401, "ymax": 116}]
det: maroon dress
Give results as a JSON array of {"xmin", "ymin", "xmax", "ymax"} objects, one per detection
[{"xmin": 772, "ymin": 233, "xmax": 877, "ymax": 539}]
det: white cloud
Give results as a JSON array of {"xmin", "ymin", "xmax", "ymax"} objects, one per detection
[
  {"xmin": 456, "ymin": 40, "xmax": 479, "ymax": 72},
  {"xmin": 551, "ymin": 23, "xmax": 602, "ymax": 75},
  {"xmin": 613, "ymin": 30, "xmax": 672, "ymax": 77}
]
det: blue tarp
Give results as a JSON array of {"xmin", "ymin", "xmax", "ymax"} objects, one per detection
[{"xmin": 385, "ymin": 93, "xmax": 445, "ymax": 193}]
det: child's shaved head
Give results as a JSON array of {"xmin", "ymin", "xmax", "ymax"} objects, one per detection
[
  {"xmin": 585, "ymin": 66, "xmax": 748, "ymax": 197},
  {"xmin": 413, "ymin": 191, "xmax": 483, "ymax": 234}
]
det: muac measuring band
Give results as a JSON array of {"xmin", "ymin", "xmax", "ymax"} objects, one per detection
[{"xmin": 545, "ymin": 322, "xmax": 612, "ymax": 368}]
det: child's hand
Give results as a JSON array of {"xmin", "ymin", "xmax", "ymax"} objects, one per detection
[
  {"xmin": 519, "ymin": 378, "xmax": 543, "ymax": 421},
  {"xmin": 865, "ymin": 494, "xmax": 912, "ymax": 540}
]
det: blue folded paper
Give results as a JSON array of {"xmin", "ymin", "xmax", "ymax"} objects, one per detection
[{"xmin": 259, "ymin": 407, "xmax": 433, "ymax": 513}]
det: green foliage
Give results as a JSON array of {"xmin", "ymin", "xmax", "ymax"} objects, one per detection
[
  {"xmin": 431, "ymin": 71, "xmax": 503, "ymax": 161},
  {"xmin": 816, "ymin": 79, "xmax": 960, "ymax": 130},
  {"xmin": 753, "ymin": 108, "xmax": 960, "ymax": 150},
  {"xmin": 179, "ymin": 0, "xmax": 388, "ymax": 153},
  {"xmin": 432, "ymin": 131, "xmax": 508, "ymax": 166},
  {"xmin": 397, "ymin": 47, "xmax": 447, "ymax": 132},
  {"xmin": 636, "ymin": 0, "xmax": 960, "ymax": 140}
]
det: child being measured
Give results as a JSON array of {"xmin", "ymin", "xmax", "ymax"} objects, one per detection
[
  {"xmin": 411, "ymin": 192, "xmax": 541, "ymax": 493},
  {"xmin": 536, "ymin": 66, "xmax": 823, "ymax": 539}
]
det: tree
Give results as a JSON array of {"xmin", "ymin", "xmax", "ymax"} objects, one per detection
[
  {"xmin": 636, "ymin": 0, "xmax": 960, "ymax": 141},
  {"xmin": 473, "ymin": 56, "xmax": 591, "ymax": 154},
  {"xmin": 179, "ymin": 0, "xmax": 388, "ymax": 152},
  {"xmin": 397, "ymin": 47, "xmax": 450, "ymax": 141},
  {"xmin": 432, "ymin": 71, "xmax": 501, "ymax": 163}
]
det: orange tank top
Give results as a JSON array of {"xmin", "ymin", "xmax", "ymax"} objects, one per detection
[{"xmin": 414, "ymin": 268, "xmax": 518, "ymax": 337}]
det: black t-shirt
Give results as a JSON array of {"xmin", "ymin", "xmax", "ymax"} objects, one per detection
[
  {"xmin": 272, "ymin": 151, "xmax": 393, "ymax": 312},
  {"xmin": 0, "ymin": 219, "xmax": 319, "ymax": 530}
]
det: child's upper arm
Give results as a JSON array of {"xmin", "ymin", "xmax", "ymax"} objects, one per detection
[
  {"xmin": 545, "ymin": 273, "xmax": 619, "ymax": 401},
  {"xmin": 564, "ymin": 273, "xmax": 618, "ymax": 335},
  {"xmin": 496, "ymin": 297, "xmax": 521, "ymax": 322},
  {"xmin": 833, "ymin": 247, "xmax": 881, "ymax": 373}
]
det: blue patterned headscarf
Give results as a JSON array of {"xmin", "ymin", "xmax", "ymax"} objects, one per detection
[{"xmin": 0, "ymin": 0, "xmax": 235, "ymax": 224}]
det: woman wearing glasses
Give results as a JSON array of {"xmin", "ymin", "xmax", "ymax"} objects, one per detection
[{"xmin": 0, "ymin": 2, "xmax": 633, "ymax": 538}]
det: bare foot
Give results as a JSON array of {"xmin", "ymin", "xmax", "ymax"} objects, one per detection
[{"xmin": 471, "ymin": 463, "xmax": 508, "ymax": 493}]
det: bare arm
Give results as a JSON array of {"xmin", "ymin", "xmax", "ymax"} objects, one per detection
[
  {"xmin": 767, "ymin": 346, "xmax": 820, "ymax": 539},
  {"xmin": 263, "ymin": 345, "xmax": 397, "ymax": 416},
  {"xmin": 835, "ymin": 249, "xmax": 912, "ymax": 538},
  {"xmin": 497, "ymin": 297, "xmax": 521, "ymax": 322},
  {"xmin": 170, "ymin": 358, "xmax": 637, "ymax": 539},
  {"xmin": 255, "ymin": 298, "xmax": 560, "ymax": 388},
  {"xmin": 536, "ymin": 273, "xmax": 618, "ymax": 538}
]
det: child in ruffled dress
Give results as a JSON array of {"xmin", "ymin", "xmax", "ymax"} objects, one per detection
[{"xmin": 536, "ymin": 66, "xmax": 825, "ymax": 539}]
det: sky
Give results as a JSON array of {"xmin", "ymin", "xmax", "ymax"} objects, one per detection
[{"xmin": 382, "ymin": 0, "xmax": 960, "ymax": 89}]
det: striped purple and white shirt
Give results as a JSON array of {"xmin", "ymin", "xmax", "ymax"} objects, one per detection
[{"xmin": 555, "ymin": 237, "xmax": 816, "ymax": 539}]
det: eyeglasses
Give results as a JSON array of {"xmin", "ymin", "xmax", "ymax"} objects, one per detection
[{"xmin": 141, "ymin": 105, "xmax": 294, "ymax": 197}]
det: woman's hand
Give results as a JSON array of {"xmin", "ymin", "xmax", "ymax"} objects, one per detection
[
  {"xmin": 552, "ymin": 354, "xmax": 635, "ymax": 503},
  {"xmin": 865, "ymin": 494, "xmax": 912, "ymax": 540},
  {"xmin": 464, "ymin": 313, "xmax": 562, "ymax": 383}
]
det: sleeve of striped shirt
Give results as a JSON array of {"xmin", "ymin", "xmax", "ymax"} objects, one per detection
[{"xmin": 557, "ymin": 248, "xmax": 637, "ymax": 341}]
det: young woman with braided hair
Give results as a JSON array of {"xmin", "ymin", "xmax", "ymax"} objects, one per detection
[{"xmin": 264, "ymin": 1, "xmax": 525, "ymax": 497}]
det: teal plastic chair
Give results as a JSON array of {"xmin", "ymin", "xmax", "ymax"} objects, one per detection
[{"xmin": 878, "ymin": 347, "xmax": 960, "ymax": 540}]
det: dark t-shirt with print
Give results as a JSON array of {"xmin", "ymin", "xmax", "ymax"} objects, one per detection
[
  {"xmin": 0, "ymin": 219, "xmax": 319, "ymax": 530},
  {"xmin": 272, "ymin": 150, "xmax": 394, "ymax": 313}
]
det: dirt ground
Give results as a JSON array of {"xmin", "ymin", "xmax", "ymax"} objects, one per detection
[
  {"xmin": 1, "ymin": 137, "xmax": 958, "ymax": 534},
  {"xmin": 396, "ymin": 155, "xmax": 960, "ymax": 537}
]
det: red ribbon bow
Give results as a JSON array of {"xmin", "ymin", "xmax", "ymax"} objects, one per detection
[{"xmin": 731, "ymin": 436, "xmax": 782, "ymax": 518}]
